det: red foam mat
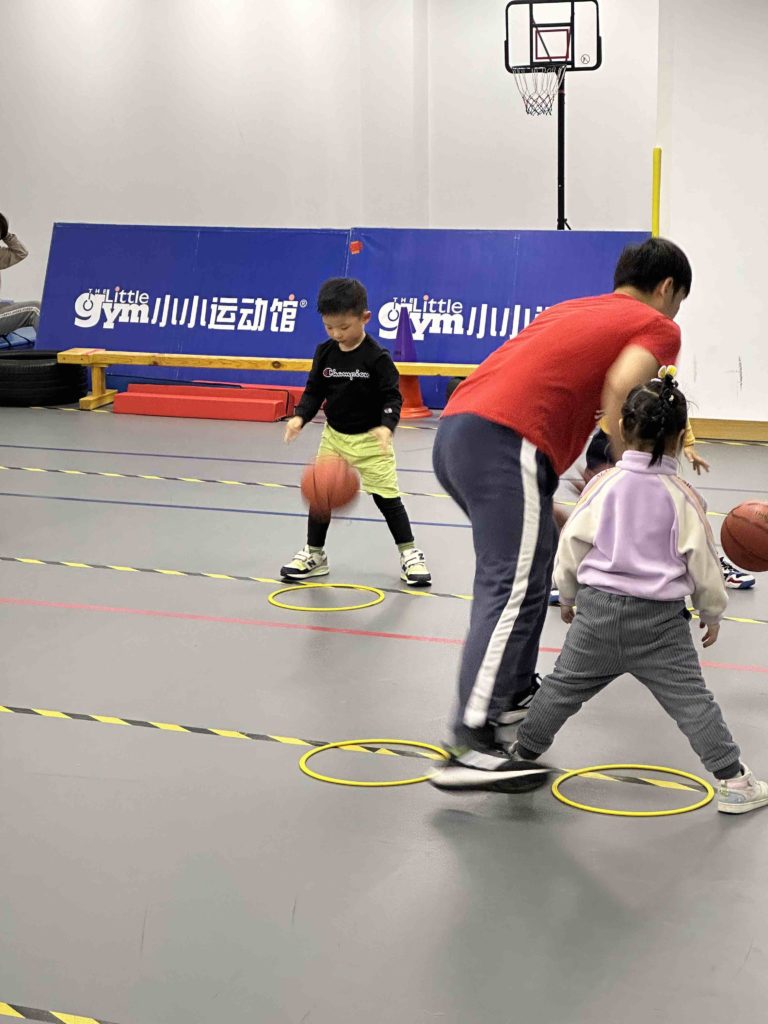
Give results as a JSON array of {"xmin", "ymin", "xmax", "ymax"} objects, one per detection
[
  {"xmin": 114, "ymin": 387, "xmax": 285, "ymax": 422},
  {"xmin": 119, "ymin": 384, "xmax": 285, "ymax": 399},
  {"xmin": 192, "ymin": 381, "xmax": 305, "ymax": 415}
]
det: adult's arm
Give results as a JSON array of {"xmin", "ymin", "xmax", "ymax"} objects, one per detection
[{"xmin": 600, "ymin": 344, "xmax": 662, "ymax": 462}]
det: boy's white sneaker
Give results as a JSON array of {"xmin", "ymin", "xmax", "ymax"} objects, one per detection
[
  {"xmin": 280, "ymin": 546, "xmax": 329, "ymax": 581},
  {"xmin": 400, "ymin": 547, "xmax": 432, "ymax": 587},
  {"xmin": 717, "ymin": 765, "xmax": 768, "ymax": 814}
]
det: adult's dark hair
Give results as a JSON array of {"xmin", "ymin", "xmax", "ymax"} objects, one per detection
[
  {"xmin": 613, "ymin": 237, "xmax": 692, "ymax": 297},
  {"xmin": 317, "ymin": 278, "xmax": 368, "ymax": 316},
  {"xmin": 0, "ymin": 213, "xmax": 8, "ymax": 240},
  {"xmin": 621, "ymin": 370, "xmax": 688, "ymax": 466}
]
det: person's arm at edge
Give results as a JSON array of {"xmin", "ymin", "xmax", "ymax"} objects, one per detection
[
  {"xmin": 0, "ymin": 233, "xmax": 29, "ymax": 270},
  {"xmin": 600, "ymin": 344, "xmax": 666, "ymax": 462}
]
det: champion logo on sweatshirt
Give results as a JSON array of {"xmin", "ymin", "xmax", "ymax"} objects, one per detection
[{"xmin": 322, "ymin": 368, "xmax": 371, "ymax": 380}]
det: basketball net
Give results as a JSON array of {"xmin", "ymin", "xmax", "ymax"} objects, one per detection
[{"xmin": 513, "ymin": 65, "xmax": 567, "ymax": 116}]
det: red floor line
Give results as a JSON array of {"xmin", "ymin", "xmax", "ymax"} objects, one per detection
[
  {"xmin": 0, "ymin": 595, "xmax": 464, "ymax": 645},
  {"xmin": 1, "ymin": 596, "xmax": 766, "ymax": 673},
  {"xmin": 699, "ymin": 659, "xmax": 768, "ymax": 674},
  {"xmin": 3, "ymin": 598, "xmax": 765, "ymax": 675}
]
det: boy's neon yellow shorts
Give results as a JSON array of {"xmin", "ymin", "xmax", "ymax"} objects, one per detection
[{"xmin": 317, "ymin": 424, "xmax": 400, "ymax": 499}]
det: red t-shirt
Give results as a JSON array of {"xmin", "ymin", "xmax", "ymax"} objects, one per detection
[{"xmin": 443, "ymin": 292, "xmax": 681, "ymax": 476}]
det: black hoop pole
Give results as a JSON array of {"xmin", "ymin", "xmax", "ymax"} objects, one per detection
[{"xmin": 557, "ymin": 73, "xmax": 566, "ymax": 230}]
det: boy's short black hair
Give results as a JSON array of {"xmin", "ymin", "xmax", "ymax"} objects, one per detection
[
  {"xmin": 317, "ymin": 278, "xmax": 368, "ymax": 317},
  {"xmin": 613, "ymin": 237, "xmax": 692, "ymax": 297}
]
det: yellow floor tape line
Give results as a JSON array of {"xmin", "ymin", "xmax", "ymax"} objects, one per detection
[
  {"xmin": 0, "ymin": 705, "xmax": 438, "ymax": 762},
  {"xmin": 579, "ymin": 770, "xmax": 694, "ymax": 791},
  {"xmin": 0, "ymin": 1005, "xmax": 113, "ymax": 1023},
  {"xmin": 0, "ymin": 461, "xmax": 753, "ymax": 513},
  {"xmin": 2, "ymin": 554, "xmax": 765, "ymax": 625},
  {"xmin": 0, "ymin": 702, "xmax": 717, "ymax": 805},
  {"xmin": 0, "ymin": 463, "xmax": 446, "ymax": 501}
]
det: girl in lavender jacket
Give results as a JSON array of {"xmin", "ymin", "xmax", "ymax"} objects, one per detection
[{"xmin": 512, "ymin": 368, "xmax": 768, "ymax": 814}]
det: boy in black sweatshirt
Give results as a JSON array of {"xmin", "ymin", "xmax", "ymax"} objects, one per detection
[{"xmin": 281, "ymin": 277, "xmax": 431, "ymax": 586}]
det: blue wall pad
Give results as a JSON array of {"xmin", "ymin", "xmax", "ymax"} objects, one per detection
[{"xmin": 38, "ymin": 223, "xmax": 645, "ymax": 407}]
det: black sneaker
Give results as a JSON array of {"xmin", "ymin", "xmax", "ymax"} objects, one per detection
[
  {"xmin": 494, "ymin": 675, "xmax": 542, "ymax": 727},
  {"xmin": 430, "ymin": 746, "xmax": 551, "ymax": 794}
]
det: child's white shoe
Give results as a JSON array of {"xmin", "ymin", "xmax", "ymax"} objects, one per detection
[
  {"xmin": 717, "ymin": 765, "xmax": 768, "ymax": 814},
  {"xmin": 400, "ymin": 547, "xmax": 432, "ymax": 586},
  {"xmin": 280, "ymin": 546, "xmax": 329, "ymax": 581}
]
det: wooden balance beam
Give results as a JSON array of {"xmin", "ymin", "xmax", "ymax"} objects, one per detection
[
  {"xmin": 56, "ymin": 349, "xmax": 477, "ymax": 411},
  {"xmin": 54, "ymin": 349, "xmax": 768, "ymax": 440}
]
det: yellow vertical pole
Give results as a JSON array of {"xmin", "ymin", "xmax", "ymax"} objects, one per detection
[{"xmin": 651, "ymin": 146, "xmax": 662, "ymax": 237}]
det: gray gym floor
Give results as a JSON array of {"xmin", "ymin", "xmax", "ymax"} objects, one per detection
[{"xmin": 1, "ymin": 406, "xmax": 767, "ymax": 1024}]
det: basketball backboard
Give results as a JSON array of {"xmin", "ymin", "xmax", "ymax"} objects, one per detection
[{"xmin": 505, "ymin": 0, "xmax": 602, "ymax": 73}]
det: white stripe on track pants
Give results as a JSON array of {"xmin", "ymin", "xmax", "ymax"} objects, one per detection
[
  {"xmin": 0, "ymin": 301, "xmax": 39, "ymax": 334},
  {"xmin": 433, "ymin": 413, "xmax": 558, "ymax": 739}
]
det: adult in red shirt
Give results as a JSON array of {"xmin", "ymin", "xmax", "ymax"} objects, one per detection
[{"xmin": 431, "ymin": 237, "xmax": 692, "ymax": 792}]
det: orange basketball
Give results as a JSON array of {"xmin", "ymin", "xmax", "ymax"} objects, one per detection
[
  {"xmin": 721, "ymin": 502, "xmax": 768, "ymax": 573},
  {"xmin": 301, "ymin": 456, "xmax": 360, "ymax": 519}
]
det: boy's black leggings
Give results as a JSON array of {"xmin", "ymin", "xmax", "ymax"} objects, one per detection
[{"xmin": 307, "ymin": 494, "xmax": 414, "ymax": 549}]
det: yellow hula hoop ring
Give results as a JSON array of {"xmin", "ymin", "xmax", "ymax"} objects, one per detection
[
  {"xmin": 552, "ymin": 764, "xmax": 714, "ymax": 817},
  {"xmin": 299, "ymin": 739, "xmax": 449, "ymax": 787},
  {"xmin": 268, "ymin": 582, "xmax": 385, "ymax": 613}
]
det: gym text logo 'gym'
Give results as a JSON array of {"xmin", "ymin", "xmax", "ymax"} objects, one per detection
[
  {"xmin": 71, "ymin": 288, "xmax": 546, "ymax": 342},
  {"xmin": 377, "ymin": 296, "xmax": 547, "ymax": 341},
  {"xmin": 73, "ymin": 288, "xmax": 308, "ymax": 333}
]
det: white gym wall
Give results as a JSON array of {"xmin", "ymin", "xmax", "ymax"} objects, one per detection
[
  {"xmin": 4, "ymin": 0, "xmax": 762, "ymax": 425},
  {"xmin": 427, "ymin": 0, "xmax": 658, "ymax": 231},
  {"xmin": 2, "ymin": 0, "xmax": 366, "ymax": 297},
  {"xmin": 657, "ymin": 0, "xmax": 768, "ymax": 423},
  {"xmin": 4, "ymin": 0, "xmax": 657, "ymax": 298}
]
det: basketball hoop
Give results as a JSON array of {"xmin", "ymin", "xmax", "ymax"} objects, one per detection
[
  {"xmin": 504, "ymin": 0, "xmax": 603, "ymax": 226},
  {"xmin": 505, "ymin": 0, "xmax": 601, "ymax": 116},
  {"xmin": 512, "ymin": 65, "xmax": 567, "ymax": 116}
]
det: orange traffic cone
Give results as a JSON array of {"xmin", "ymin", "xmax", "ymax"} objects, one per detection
[
  {"xmin": 394, "ymin": 305, "xmax": 432, "ymax": 419},
  {"xmin": 399, "ymin": 375, "xmax": 432, "ymax": 419}
]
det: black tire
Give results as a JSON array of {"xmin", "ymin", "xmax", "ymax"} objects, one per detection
[{"xmin": 0, "ymin": 350, "xmax": 87, "ymax": 407}]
